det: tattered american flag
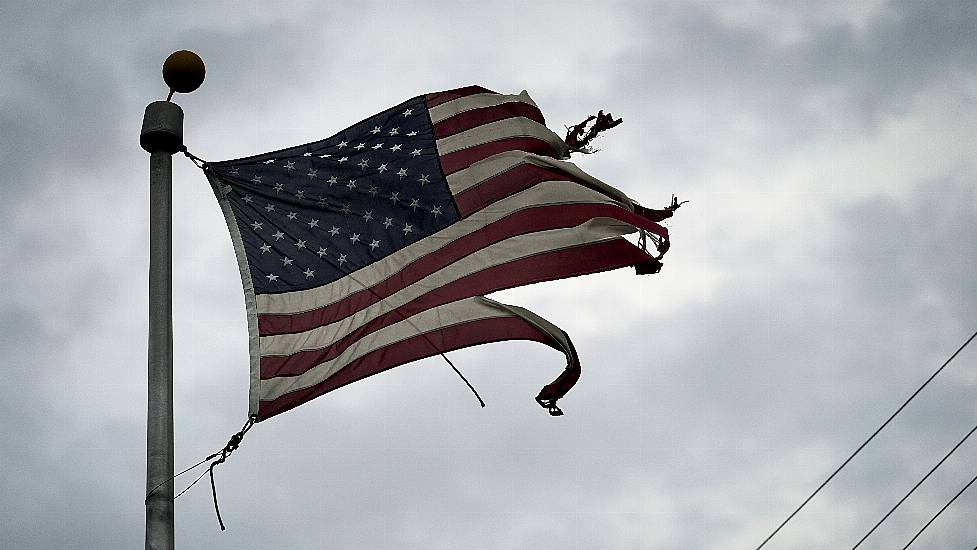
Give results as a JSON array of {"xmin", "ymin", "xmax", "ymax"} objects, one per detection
[{"xmin": 204, "ymin": 85, "xmax": 671, "ymax": 421}]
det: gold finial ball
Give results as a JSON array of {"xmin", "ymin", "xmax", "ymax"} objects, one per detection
[{"xmin": 162, "ymin": 50, "xmax": 205, "ymax": 94}]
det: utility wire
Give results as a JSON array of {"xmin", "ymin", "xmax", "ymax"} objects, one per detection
[
  {"xmin": 850, "ymin": 423, "xmax": 977, "ymax": 549},
  {"xmin": 900, "ymin": 471, "xmax": 977, "ymax": 550},
  {"xmin": 754, "ymin": 329, "xmax": 977, "ymax": 550}
]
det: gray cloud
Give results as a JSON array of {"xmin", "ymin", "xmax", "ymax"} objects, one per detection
[{"xmin": 1, "ymin": 1, "xmax": 974, "ymax": 549}]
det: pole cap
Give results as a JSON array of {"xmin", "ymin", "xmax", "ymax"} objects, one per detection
[{"xmin": 140, "ymin": 101, "xmax": 184, "ymax": 153}]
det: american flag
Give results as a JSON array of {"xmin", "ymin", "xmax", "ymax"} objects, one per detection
[{"xmin": 204, "ymin": 85, "xmax": 671, "ymax": 421}]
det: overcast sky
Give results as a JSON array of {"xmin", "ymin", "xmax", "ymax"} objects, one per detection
[{"xmin": 2, "ymin": 1, "xmax": 975, "ymax": 549}]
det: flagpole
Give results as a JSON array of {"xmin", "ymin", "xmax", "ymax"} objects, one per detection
[{"xmin": 140, "ymin": 51, "xmax": 204, "ymax": 550}]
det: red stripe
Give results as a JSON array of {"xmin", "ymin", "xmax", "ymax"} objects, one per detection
[
  {"xmin": 454, "ymin": 163, "xmax": 669, "ymax": 238},
  {"xmin": 425, "ymin": 85, "xmax": 498, "ymax": 108},
  {"xmin": 259, "ymin": 239, "xmax": 648, "ymax": 379},
  {"xmin": 432, "ymin": 102, "xmax": 545, "ymax": 139},
  {"xmin": 257, "ymin": 315, "xmax": 555, "ymax": 420},
  {"xmin": 439, "ymin": 137, "xmax": 560, "ymax": 175},
  {"xmin": 258, "ymin": 202, "xmax": 660, "ymax": 336}
]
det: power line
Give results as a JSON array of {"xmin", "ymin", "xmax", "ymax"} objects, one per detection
[
  {"xmin": 754, "ymin": 329, "xmax": 977, "ymax": 550},
  {"xmin": 900, "ymin": 471, "xmax": 977, "ymax": 550},
  {"xmin": 850, "ymin": 423, "xmax": 977, "ymax": 549}
]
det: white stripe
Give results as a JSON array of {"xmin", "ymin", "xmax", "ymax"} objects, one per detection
[
  {"xmin": 258, "ymin": 218, "xmax": 636, "ymax": 356},
  {"xmin": 428, "ymin": 91, "xmax": 538, "ymax": 124},
  {"xmin": 434, "ymin": 117, "xmax": 570, "ymax": 158},
  {"xmin": 446, "ymin": 150, "xmax": 634, "ymax": 208},
  {"xmin": 256, "ymin": 180, "xmax": 624, "ymax": 315},
  {"xmin": 259, "ymin": 297, "xmax": 516, "ymax": 401},
  {"xmin": 475, "ymin": 296, "xmax": 572, "ymax": 354}
]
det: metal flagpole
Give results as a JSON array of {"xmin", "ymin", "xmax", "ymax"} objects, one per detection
[{"xmin": 140, "ymin": 50, "xmax": 205, "ymax": 550}]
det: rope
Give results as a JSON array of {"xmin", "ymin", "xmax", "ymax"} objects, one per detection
[
  {"xmin": 754, "ymin": 329, "xmax": 977, "ymax": 550},
  {"xmin": 143, "ymin": 416, "xmax": 256, "ymax": 531},
  {"xmin": 207, "ymin": 416, "xmax": 256, "ymax": 531},
  {"xmin": 330, "ymin": 261, "xmax": 485, "ymax": 407},
  {"xmin": 180, "ymin": 146, "xmax": 208, "ymax": 169},
  {"xmin": 145, "ymin": 455, "xmax": 216, "ymax": 504},
  {"xmin": 900, "ymin": 471, "xmax": 977, "ymax": 549},
  {"xmin": 850, "ymin": 422, "xmax": 977, "ymax": 549}
]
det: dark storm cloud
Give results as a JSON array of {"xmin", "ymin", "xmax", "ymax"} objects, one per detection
[
  {"xmin": 599, "ymin": 0, "xmax": 977, "ymax": 176},
  {"xmin": 1, "ymin": 2, "xmax": 975, "ymax": 549}
]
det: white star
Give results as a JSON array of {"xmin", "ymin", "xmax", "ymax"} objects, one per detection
[
  {"xmin": 273, "ymin": 231, "xmax": 285, "ymax": 240},
  {"xmin": 295, "ymin": 190, "xmax": 305, "ymax": 199},
  {"xmin": 406, "ymin": 130, "xmax": 418, "ymax": 136},
  {"xmin": 259, "ymin": 243, "xmax": 272, "ymax": 254},
  {"xmin": 389, "ymin": 127, "xmax": 399, "ymax": 135},
  {"xmin": 350, "ymin": 233, "xmax": 361, "ymax": 243},
  {"xmin": 295, "ymin": 239, "xmax": 306, "ymax": 249},
  {"xmin": 337, "ymin": 141, "xmax": 347, "ymax": 148},
  {"xmin": 354, "ymin": 143, "xmax": 366, "ymax": 150},
  {"xmin": 308, "ymin": 219, "xmax": 319, "ymax": 228},
  {"xmin": 371, "ymin": 143, "xmax": 383, "ymax": 150},
  {"xmin": 317, "ymin": 196, "xmax": 328, "ymax": 206},
  {"xmin": 410, "ymin": 149, "xmax": 422, "ymax": 157},
  {"xmin": 284, "ymin": 161, "xmax": 296, "ymax": 171},
  {"xmin": 378, "ymin": 163, "xmax": 388, "ymax": 173},
  {"xmin": 346, "ymin": 179, "xmax": 357, "ymax": 190},
  {"xmin": 250, "ymin": 221, "xmax": 263, "ymax": 231},
  {"xmin": 265, "ymin": 203, "xmax": 276, "ymax": 212},
  {"xmin": 389, "ymin": 192, "xmax": 399, "ymax": 204},
  {"xmin": 371, "ymin": 126, "xmax": 381, "ymax": 134},
  {"xmin": 397, "ymin": 168, "xmax": 408, "ymax": 178},
  {"xmin": 307, "ymin": 169, "xmax": 318, "ymax": 178},
  {"xmin": 251, "ymin": 175, "xmax": 262, "ymax": 183},
  {"xmin": 402, "ymin": 108, "xmax": 412, "ymax": 117},
  {"xmin": 390, "ymin": 144, "xmax": 402, "ymax": 152},
  {"xmin": 369, "ymin": 239, "xmax": 380, "ymax": 250},
  {"xmin": 328, "ymin": 175, "xmax": 338, "ymax": 185},
  {"xmin": 409, "ymin": 198, "xmax": 421, "ymax": 210},
  {"xmin": 340, "ymin": 204, "xmax": 351, "ymax": 215},
  {"xmin": 229, "ymin": 167, "xmax": 240, "ymax": 175},
  {"xmin": 273, "ymin": 182, "xmax": 284, "ymax": 193},
  {"xmin": 383, "ymin": 217, "xmax": 393, "ymax": 228},
  {"xmin": 363, "ymin": 211, "xmax": 373, "ymax": 222},
  {"xmin": 318, "ymin": 154, "xmax": 331, "ymax": 159},
  {"xmin": 287, "ymin": 211, "xmax": 297, "ymax": 220},
  {"xmin": 368, "ymin": 185, "xmax": 378, "ymax": 196},
  {"xmin": 417, "ymin": 174, "xmax": 430, "ymax": 185},
  {"xmin": 242, "ymin": 194, "xmax": 254, "ymax": 203},
  {"xmin": 329, "ymin": 226, "xmax": 340, "ymax": 236},
  {"xmin": 266, "ymin": 273, "xmax": 279, "ymax": 282},
  {"xmin": 317, "ymin": 247, "xmax": 328, "ymax": 257},
  {"xmin": 303, "ymin": 268, "xmax": 315, "ymax": 278},
  {"xmin": 403, "ymin": 223, "xmax": 413, "ymax": 234},
  {"xmin": 358, "ymin": 159, "xmax": 369, "ymax": 169},
  {"xmin": 303, "ymin": 152, "xmax": 312, "ymax": 157},
  {"xmin": 337, "ymin": 254, "xmax": 347, "ymax": 265},
  {"xmin": 337, "ymin": 156, "xmax": 348, "ymax": 163},
  {"xmin": 282, "ymin": 257, "xmax": 294, "ymax": 266},
  {"xmin": 263, "ymin": 159, "xmax": 276, "ymax": 164},
  {"xmin": 431, "ymin": 206, "xmax": 443, "ymax": 217}
]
